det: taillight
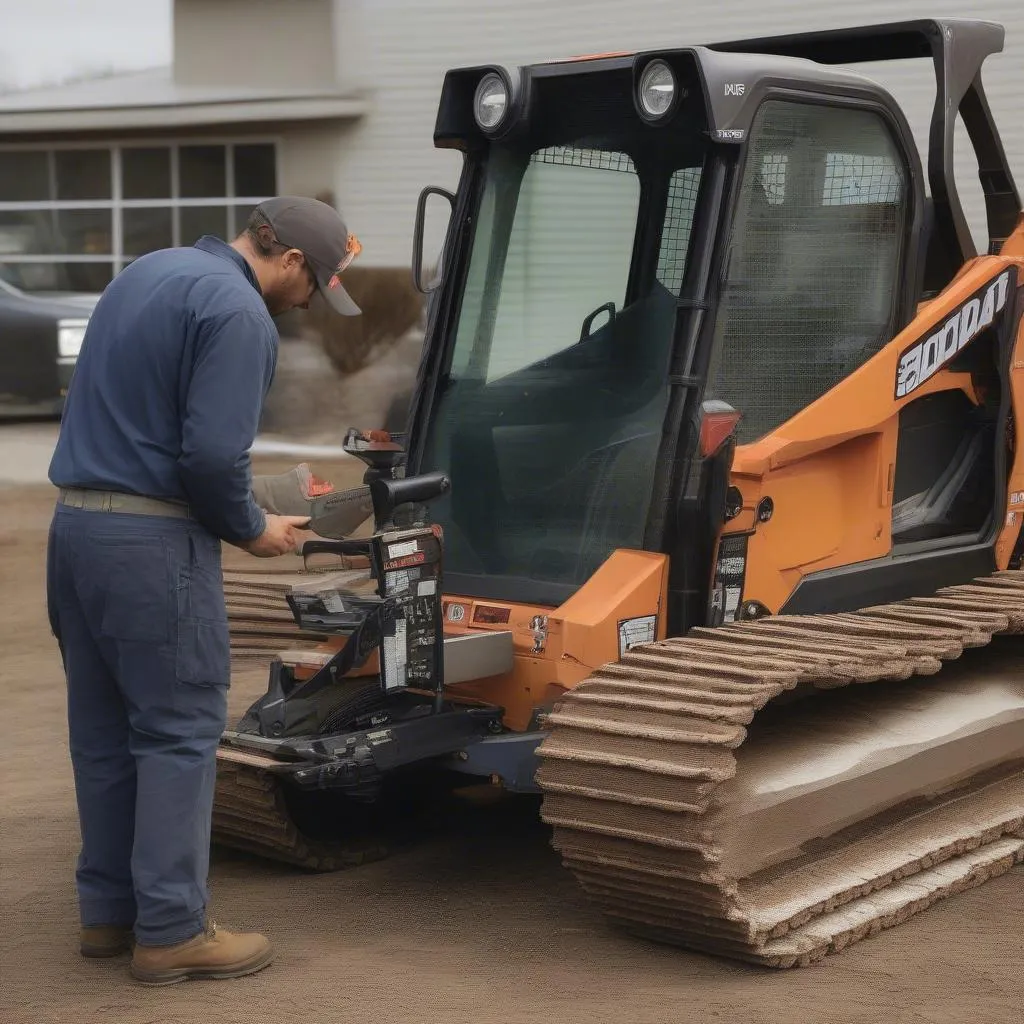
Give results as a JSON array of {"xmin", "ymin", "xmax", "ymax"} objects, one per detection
[{"xmin": 699, "ymin": 400, "xmax": 742, "ymax": 457}]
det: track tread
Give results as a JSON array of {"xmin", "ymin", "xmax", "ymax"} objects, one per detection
[
  {"xmin": 536, "ymin": 570, "xmax": 1024, "ymax": 966},
  {"xmin": 212, "ymin": 762, "xmax": 388, "ymax": 872}
]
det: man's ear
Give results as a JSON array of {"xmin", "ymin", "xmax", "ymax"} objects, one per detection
[{"xmin": 283, "ymin": 248, "xmax": 306, "ymax": 271}]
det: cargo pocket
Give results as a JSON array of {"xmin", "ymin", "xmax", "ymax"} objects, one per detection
[
  {"xmin": 175, "ymin": 533, "xmax": 230, "ymax": 687},
  {"xmin": 94, "ymin": 538, "xmax": 173, "ymax": 644},
  {"xmin": 176, "ymin": 615, "xmax": 231, "ymax": 687}
]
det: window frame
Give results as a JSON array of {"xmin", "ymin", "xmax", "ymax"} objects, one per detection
[{"xmin": 0, "ymin": 136, "xmax": 283, "ymax": 286}]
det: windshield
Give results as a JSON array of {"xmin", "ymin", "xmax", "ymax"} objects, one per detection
[{"xmin": 419, "ymin": 135, "xmax": 705, "ymax": 602}]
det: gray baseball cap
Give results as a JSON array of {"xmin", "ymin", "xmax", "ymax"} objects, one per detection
[{"xmin": 255, "ymin": 195, "xmax": 362, "ymax": 316}]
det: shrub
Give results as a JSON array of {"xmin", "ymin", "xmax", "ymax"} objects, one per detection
[{"xmin": 306, "ymin": 265, "xmax": 424, "ymax": 375}]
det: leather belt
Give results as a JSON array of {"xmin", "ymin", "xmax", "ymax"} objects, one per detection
[{"xmin": 58, "ymin": 487, "xmax": 193, "ymax": 520}]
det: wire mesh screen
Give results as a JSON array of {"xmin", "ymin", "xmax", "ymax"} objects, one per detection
[
  {"xmin": 706, "ymin": 100, "xmax": 908, "ymax": 443},
  {"xmin": 533, "ymin": 146, "xmax": 636, "ymax": 173},
  {"xmin": 823, "ymin": 153, "xmax": 903, "ymax": 205},
  {"xmin": 657, "ymin": 167, "xmax": 702, "ymax": 292},
  {"xmin": 759, "ymin": 153, "xmax": 788, "ymax": 205}
]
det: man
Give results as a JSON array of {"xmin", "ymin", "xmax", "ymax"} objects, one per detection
[{"xmin": 46, "ymin": 196, "xmax": 362, "ymax": 985}]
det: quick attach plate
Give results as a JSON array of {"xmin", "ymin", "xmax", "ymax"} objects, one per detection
[{"xmin": 223, "ymin": 698, "xmax": 504, "ymax": 797}]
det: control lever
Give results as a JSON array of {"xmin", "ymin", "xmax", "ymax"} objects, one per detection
[
  {"xmin": 298, "ymin": 537, "xmax": 372, "ymax": 573},
  {"xmin": 370, "ymin": 471, "xmax": 450, "ymax": 528},
  {"xmin": 343, "ymin": 427, "xmax": 407, "ymax": 482},
  {"xmin": 300, "ymin": 539, "xmax": 372, "ymax": 559}
]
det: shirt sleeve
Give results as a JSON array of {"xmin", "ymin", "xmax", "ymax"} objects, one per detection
[{"xmin": 177, "ymin": 308, "xmax": 277, "ymax": 543}]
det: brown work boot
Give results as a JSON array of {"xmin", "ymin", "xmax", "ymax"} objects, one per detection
[
  {"xmin": 129, "ymin": 921, "xmax": 273, "ymax": 986},
  {"xmin": 80, "ymin": 924, "xmax": 134, "ymax": 958}
]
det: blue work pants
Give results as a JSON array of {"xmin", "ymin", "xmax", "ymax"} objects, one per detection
[{"xmin": 45, "ymin": 504, "xmax": 230, "ymax": 946}]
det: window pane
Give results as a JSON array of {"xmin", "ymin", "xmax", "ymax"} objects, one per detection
[
  {"xmin": 179, "ymin": 146, "xmax": 226, "ymax": 198},
  {"xmin": 823, "ymin": 153, "xmax": 902, "ymax": 206},
  {"xmin": 0, "ymin": 151, "xmax": 50, "ymax": 201},
  {"xmin": 656, "ymin": 166, "xmax": 702, "ymax": 293},
  {"xmin": 420, "ymin": 142, "xmax": 674, "ymax": 592},
  {"xmin": 233, "ymin": 144, "xmax": 276, "ymax": 197},
  {"xmin": 123, "ymin": 147, "xmax": 171, "ymax": 199},
  {"xmin": 55, "ymin": 149, "xmax": 111, "ymax": 200},
  {"xmin": 123, "ymin": 207, "xmax": 173, "ymax": 256},
  {"xmin": 0, "ymin": 261, "xmax": 112, "ymax": 292},
  {"xmin": 481, "ymin": 146, "xmax": 640, "ymax": 381},
  {"xmin": 760, "ymin": 153, "xmax": 788, "ymax": 205},
  {"xmin": 0, "ymin": 210, "xmax": 54, "ymax": 255},
  {"xmin": 55, "ymin": 209, "xmax": 113, "ymax": 255},
  {"xmin": 180, "ymin": 205, "xmax": 227, "ymax": 244}
]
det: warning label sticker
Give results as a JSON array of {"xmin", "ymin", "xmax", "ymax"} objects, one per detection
[
  {"xmin": 388, "ymin": 540, "xmax": 419, "ymax": 559},
  {"xmin": 617, "ymin": 615, "xmax": 657, "ymax": 657}
]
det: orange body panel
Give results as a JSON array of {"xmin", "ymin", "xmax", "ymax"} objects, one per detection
[
  {"xmin": 993, "ymin": 215, "xmax": 1024, "ymax": 563},
  {"xmin": 725, "ymin": 254, "xmax": 1024, "ymax": 612},
  {"xmin": 996, "ymin": 311, "xmax": 1024, "ymax": 566},
  {"xmin": 444, "ymin": 550, "xmax": 668, "ymax": 731}
]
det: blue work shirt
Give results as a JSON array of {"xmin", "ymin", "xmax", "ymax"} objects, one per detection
[{"xmin": 48, "ymin": 235, "xmax": 277, "ymax": 543}]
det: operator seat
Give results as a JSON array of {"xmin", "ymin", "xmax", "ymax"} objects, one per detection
[{"xmin": 571, "ymin": 420, "xmax": 662, "ymax": 580}]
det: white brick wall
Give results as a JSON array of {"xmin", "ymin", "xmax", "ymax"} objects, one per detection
[{"xmin": 330, "ymin": 0, "xmax": 1024, "ymax": 267}]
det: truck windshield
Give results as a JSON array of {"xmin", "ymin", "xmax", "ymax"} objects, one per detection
[{"xmin": 419, "ymin": 139, "xmax": 704, "ymax": 603}]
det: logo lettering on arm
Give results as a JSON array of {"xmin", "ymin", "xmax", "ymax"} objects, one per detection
[{"xmin": 895, "ymin": 270, "xmax": 1014, "ymax": 399}]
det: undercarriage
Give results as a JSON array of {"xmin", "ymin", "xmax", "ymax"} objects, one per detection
[{"xmin": 214, "ymin": 478, "xmax": 1024, "ymax": 965}]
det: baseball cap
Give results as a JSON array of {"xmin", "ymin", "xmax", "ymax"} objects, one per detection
[{"xmin": 255, "ymin": 195, "xmax": 362, "ymax": 316}]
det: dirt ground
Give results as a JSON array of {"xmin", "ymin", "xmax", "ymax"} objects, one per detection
[{"xmin": 1, "ymin": 456, "xmax": 1022, "ymax": 1024}]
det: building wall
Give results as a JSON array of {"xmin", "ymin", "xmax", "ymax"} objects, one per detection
[
  {"xmin": 175, "ymin": 0, "xmax": 338, "ymax": 89},
  {"xmin": 278, "ymin": 123, "xmax": 346, "ymax": 202},
  {"xmin": 331, "ymin": 0, "xmax": 1024, "ymax": 267}
]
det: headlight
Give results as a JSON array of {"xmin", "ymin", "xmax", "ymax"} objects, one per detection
[
  {"xmin": 474, "ymin": 72, "xmax": 509, "ymax": 132},
  {"xmin": 638, "ymin": 60, "xmax": 676, "ymax": 120},
  {"xmin": 57, "ymin": 318, "xmax": 89, "ymax": 360}
]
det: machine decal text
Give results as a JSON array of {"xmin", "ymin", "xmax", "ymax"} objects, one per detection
[{"xmin": 895, "ymin": 271, "xmax": 1012, "ymax": 398}]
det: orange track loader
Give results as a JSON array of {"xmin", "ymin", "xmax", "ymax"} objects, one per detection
[{"xmin": 214, "ymin": 19, "xmax": 1024, "ymax": 966}]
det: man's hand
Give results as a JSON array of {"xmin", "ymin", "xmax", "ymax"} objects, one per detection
[{"xmin": 240, "ymin": 514, "xmax": 311, "ymax": 558}]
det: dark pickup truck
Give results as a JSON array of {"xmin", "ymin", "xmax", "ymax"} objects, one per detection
[{"xmin": 0, "ymin": 274, "xmax": 99, "ymax": 417}]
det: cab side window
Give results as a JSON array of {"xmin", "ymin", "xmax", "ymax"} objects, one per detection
[{"xmin": 707, "ymin": 100, "xmax": 909, "ymax": 443}]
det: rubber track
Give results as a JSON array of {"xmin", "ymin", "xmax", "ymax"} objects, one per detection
[
  {"xmin": 535, "ymin": 572, "xmax": 1024, "ymax": 967},
  {"xmin": 212, "ymin": 758, "xmax": 389, "ymax": 871}
]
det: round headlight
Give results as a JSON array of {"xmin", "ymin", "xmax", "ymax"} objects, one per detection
[
  {"xmin": 639, "ymin": 60, "xmax": 676, "ymax": 120},
  {"xmin": 474, "ymin": 72, "xmax": 509, "ymax": 131}
]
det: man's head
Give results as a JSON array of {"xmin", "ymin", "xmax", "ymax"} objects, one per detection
[{"xmin": 234, "ymin": 196, "xmax": 362, "ymax": 317}]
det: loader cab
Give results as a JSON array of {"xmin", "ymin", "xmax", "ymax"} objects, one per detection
[
  {"xmin": 408, "ymin": 20, "xmax": 1021, "ymax": 628},
  {"xmin": 410, "ymin": 56, "xmax": 716, "ymax": 608}
]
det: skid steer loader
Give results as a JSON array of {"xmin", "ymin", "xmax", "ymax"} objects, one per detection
[{"xmin": 214, "ymin": 18, "xmax": 1024, "ymax": 967}]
